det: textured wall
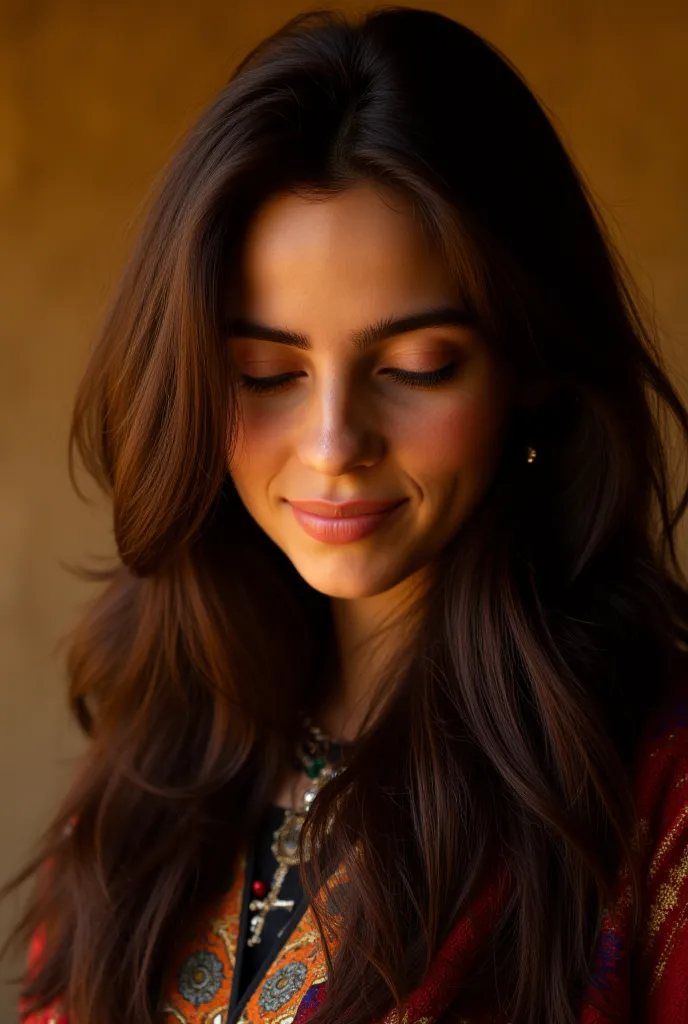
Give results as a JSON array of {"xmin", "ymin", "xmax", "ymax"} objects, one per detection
[{"xmin": 1, "ymin": 1, "xmax": 686, "ymax": 1020}]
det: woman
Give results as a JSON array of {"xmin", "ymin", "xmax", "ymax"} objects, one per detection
[{"xmin": 3, "ymin": 6, "xmax": 688, "ymax": 1023}]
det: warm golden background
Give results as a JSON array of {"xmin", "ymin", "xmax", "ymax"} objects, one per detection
[{"xmin": 1, "ymin": 1, "xmax": 686, "ymax": 1019}]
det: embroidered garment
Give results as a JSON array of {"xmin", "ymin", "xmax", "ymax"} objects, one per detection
[{"xmin": 18, "ymin": 681, "xmax": 688, "ymax": 1024}]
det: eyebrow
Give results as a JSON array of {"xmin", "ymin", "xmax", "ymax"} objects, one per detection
[{"xmin": 224, "ymin": 305, "xmax": 473, "ymax": 353}]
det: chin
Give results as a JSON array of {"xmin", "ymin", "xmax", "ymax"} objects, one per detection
[{"xmin": 290, "ymin": 557, "xmax": 411, "ymax": 600}]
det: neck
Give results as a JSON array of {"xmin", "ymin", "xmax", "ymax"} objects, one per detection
[{"xmin": 311, "ymin": 568, "xmax": 430, "ymax": 743}]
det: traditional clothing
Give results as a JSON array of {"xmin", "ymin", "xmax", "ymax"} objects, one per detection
[{"xmin": 19, "ymin": 680, "xmax": 688, "ymax": 1024}]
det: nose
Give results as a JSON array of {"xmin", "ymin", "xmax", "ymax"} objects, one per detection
[{"xmin": 294, "ymin": 375, "xmax": 383, "ymax": 476}]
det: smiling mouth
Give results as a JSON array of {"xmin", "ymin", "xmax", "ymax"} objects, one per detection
[{"xmin": 287, "ymin": 499, "xmax": 408, "ymax": 544}]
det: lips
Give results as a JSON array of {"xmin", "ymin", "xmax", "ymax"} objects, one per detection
[
  {"xmin": 286, "ymin": 499, "xmax": 405, "ymax": 517},
  {"xmin": 287, "ymin": 498, "xmax": 407, "ymax": 544}
]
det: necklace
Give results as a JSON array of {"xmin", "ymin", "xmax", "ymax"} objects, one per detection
[{"xmin": 246, "ymin": 715, "xmax": 347, "ymax": 947}]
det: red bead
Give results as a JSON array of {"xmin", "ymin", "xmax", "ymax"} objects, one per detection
[{"xmin": 252, "ymin": 879, "xmax": 267, "ymax": 897}]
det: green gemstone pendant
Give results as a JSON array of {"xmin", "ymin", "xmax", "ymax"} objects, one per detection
[{"xmin": 305, "ymin": 757, "xmax": 325, "ymax": 779}]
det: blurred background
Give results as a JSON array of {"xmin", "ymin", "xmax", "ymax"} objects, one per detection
[{"xmin": 0, "ymin": 0, "xmax": 686, "ymax": 1020}]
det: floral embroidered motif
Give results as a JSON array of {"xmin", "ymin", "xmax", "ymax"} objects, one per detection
[
  {"xmin": 259, "ymin": 963, "xmax": 309, "ymax": 1013},
  {"xmin": 177, "ymin": 950, "xmax": 225, "ymax": 1007}
]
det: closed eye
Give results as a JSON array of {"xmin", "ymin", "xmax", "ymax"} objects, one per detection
[
  {"xmin": 238, "ymin": 360, "xmax": 460, "ymax": 394},
  {"xmin": 380, "ymin": 361, "xmax": 459, "ymax": 388}
]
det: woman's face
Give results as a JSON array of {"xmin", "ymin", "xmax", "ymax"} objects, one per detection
[{"xmin": 226, "ymin": 181, "xmax": 513, "ymax": 600}]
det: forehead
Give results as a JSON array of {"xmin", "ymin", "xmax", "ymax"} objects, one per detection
[{"xmin": 230, "ymin": 182, "xmax": 458, "ymax": 325}]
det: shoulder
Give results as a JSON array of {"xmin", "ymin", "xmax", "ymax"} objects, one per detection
[
  {"xmin": 629, "ymin": 671, "xmax": 688, "ymax": 1020},
  {"xmin": 632, "ymin": 671, "xmax": 688, "ymax": 841}
]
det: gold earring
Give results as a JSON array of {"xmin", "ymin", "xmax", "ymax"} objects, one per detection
[{"xmin": 526, "ymin": 445, "xmax": 537, "ymax": 464}]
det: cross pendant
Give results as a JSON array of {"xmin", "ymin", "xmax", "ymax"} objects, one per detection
[{"xmin": 247, "ymin": 897, "xmax": 296, "ymax": 946}]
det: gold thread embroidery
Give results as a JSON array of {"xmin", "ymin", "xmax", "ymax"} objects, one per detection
[
  {"xmin": 160, "ymin": 1005, "xmax": 188, "ymax": 1023},
  {"xmin": 645, "ymin": 842, "xmax": 688, "ymax": 948},
  {"xmin": 648, "ymin": 804, "xmax": 688, "ymax": 880},
  {"xmin": 282, "ymin": 927, "xmax": 322, "ymax": 955},
  {"xmin": 211, "ymin": 916, "xmax": 238, "ymax": 970},
  {"xmin": 283, "ymin": 930, "xmax": 329, "ymax": 985},
  {"xmin": 649, "ymin": 896, "xmax": 688, "ymax": 991},
  {"xmin": 209, "ymin": 847, "xmax": 246, "ymax": 969},
  {"xmin": 204, "ymin": 1007, "xmax": 228, "ymax": 1024}
]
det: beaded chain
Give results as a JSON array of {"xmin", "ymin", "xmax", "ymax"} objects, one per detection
[{"xmin": 246, "ymin": 714, "xmax": 347, "ymax": 947}]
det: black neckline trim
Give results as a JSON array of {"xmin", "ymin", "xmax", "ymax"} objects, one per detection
[{"xmin": 225, "ymin": 827, "xmax": 308, "ymax": 1024}]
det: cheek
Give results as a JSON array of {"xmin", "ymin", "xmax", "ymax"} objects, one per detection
[
  {"xmin": 398, "ymin": 397, "xmax": 504, "ymax": 473},
  {"xmin": 228, "ymin": 406, "xmax": 286, "ymax": 478}
]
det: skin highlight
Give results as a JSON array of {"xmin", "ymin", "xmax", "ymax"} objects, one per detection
[{"xmin": 226, "ymin": 181, "xmax": 514, "ymax": 747}]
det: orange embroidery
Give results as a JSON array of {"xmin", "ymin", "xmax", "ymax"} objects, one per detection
[{"xmin": 159, "ymin": 850, "xmax": 349, "ymax": 1024}]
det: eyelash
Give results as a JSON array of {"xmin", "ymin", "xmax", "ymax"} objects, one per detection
[{"xmin": 238, "ymin": 360, "xmax": 460, "ymax": 394}]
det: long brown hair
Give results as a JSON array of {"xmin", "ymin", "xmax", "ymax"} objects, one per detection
[{"xmin": 4, "ymin": 7, "xmax": 688, "ymax": 1023}]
